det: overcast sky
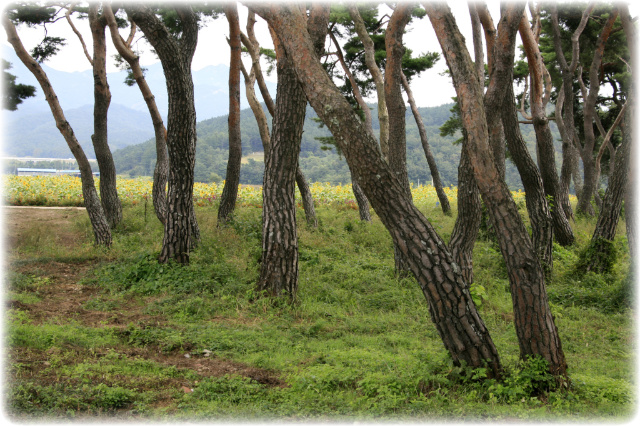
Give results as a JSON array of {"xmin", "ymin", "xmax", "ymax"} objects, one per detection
[{"xmin": 3, "ymin": 1, "xmax": 637, "ymax": 108}]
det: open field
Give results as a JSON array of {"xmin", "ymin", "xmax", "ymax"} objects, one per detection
[{"xmin": 2, "ymin": 178, "xmax": 634, "ymax": 421}]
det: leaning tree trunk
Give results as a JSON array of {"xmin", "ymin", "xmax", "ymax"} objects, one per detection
[
  {"xmin": 402, "ymin": 71, "xmax": 451, "ymax": 216},
  {"xmin": 218, "ymin": 4, "xmax": 243, "ymax": 225},
  {"xmin": 426, "ymin": 3, "xmax": 567, "ymax": 378},
  {"xmin": 520, "ymin": 17, "xmax": 574, "ymax": 246},
  {"xmin": 4, "ymin": 15, "xmax": 111, "ymax": 246},
  {"xmin": 295, "ymin": 168, "xmax": 318, "ymax": 227},
  {"xmin": 104, "ymin": 7, "xmax": 168, "ymax": 226},
  {"xmin": 350, "ymin": 171, "xmax": 372, "ymax": 222},
  {"xmin": 127, "ymin": 5, "xmax": 199, "ymax": 264},
  {"xmin": 254, "ymin": 4, "xmax": 503, "ymax": 377},
  {"xmin": 89, "ymin": 5, "xmax": 122, "ymax": 229}
]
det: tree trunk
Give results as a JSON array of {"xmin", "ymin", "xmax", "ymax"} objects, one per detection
[
  {"xmin": 104, "ymin": 7, "xmax": 168, "ymax": 226},
  {"xmin": 350, "ymin": 171, "xmax": 372, "ymax": 222},
  {"xmin": 519, "ymin": 16, "xmax": 574, "ymax": 246},
  {"xmin": 254, "ymin": 4, "xmax": 503, "ymax": 377},
  {"xmin": 3, "ymin": 15, "xmax": 111, "ymax": 246},
  {"xmin": 89, "ymin": 4, "xmax": 122, "ymax": 229},
  {"xmin": 218, "ymin": 4, "xmax": 243, "ymax": 225},
  {"xmin": 127, "ymin": 5, "xmax": 199, "ymax": 264},
  {"xmin": 402, "ymin": 71, "xmax": 451, "ymax": 216},
  {"xmin": 296, "ymin": 168, "xmax": 318, "ymax": 227},
  {"xmin": 502, "ymin": 82, "xmax": 554, "ymax": 272},
  {"xmin": 425, "ymin": 3, "xmax": 567, "ymax": 378},
  {"xmin": 449, "ymin": 140, "xmax": 482, "ymax": 284}
]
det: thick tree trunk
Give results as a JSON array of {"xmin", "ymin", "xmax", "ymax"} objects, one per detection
[
  {"xmin": 401, "ymin": 71, "xmax": 451, "ymax": 216},
  {"xmin": 519, "ymin": 17, "xmax": 574, "ymax": 246},
  {"xmin": 254, "ymin": 4, "xmax": 503, "ymax": 377},
  {"xmin": 4, "ymin": 15, "xmax": 111, "ymax": 246},
  {"xmin": 218, "ymin": 5, "xmax": 243, "ymax": 225},
  {"xmin": 425, "ymin": 3, "xmax": 567, "ymax": 378},
  {"xmin": 89, "ymin": 5, "xmax": 122, "ymax": 229},
  {"xmin": 127, "ymin": 5, "xmax": 199, "ymax": 264},
  {"xmin": 104, "ymin": 7, "xmax": 168, "ymax": 225},
  {"xmin": 449, "ymin": 140, "xmax": 482, "ymax": 284}
]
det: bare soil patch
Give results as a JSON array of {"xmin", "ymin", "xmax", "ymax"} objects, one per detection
[{"xmin": 5, "ymin": 206, "xmax": 285, "ymax": 398}]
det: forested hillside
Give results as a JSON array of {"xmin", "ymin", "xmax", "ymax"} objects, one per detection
[{"xmin": 113, "ymin": 102, "xmax": 557, "ymax": 190}]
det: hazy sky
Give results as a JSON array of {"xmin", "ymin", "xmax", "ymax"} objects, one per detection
[{"xmin": 3, "ymin": 1, "xmax": 637, "ymax": 108}]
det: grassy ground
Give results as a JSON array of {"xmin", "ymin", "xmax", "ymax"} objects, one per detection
[{"xmin": 4, "ymin": 201, "xmax": 635, "ymax": 421}]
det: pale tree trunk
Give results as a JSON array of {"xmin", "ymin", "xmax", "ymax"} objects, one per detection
[
  {"xmin": 348, "ymin": 5, "xmax": 389, "ymax": 159},
  {"xmin": 257, "ymin": 4, "xmax": 329, "ymax": 298},
  {"xmin": 425, "ymin": 3, "xmax": 567, "ymax": 379},
  {"xmin": 3, "ymin": 15, "xmax": 111, "ymax": 246},
  {"xmin": 401, "ymin": 71, "xmax": 451, "ymax": 216},
  {"xmin": 104, "ymin": 6, "xmax": 168, "ymax": 226},
  {"xmin": 127, "ymin": 4, "xmax": 199, "ymax": 264},
  {"xmin": 89, "ymin": 4, "xmax": 122, "ymax": 229},
  {"xmin": 218, "ymin": 4, "xmax": 243, "ymax": 225},
  {"xmin": 254, "ymin": 4, "xmax": 503, "ymax": 377},
  {"xmin": 519, "ymin": 16, "xmax": 575, "ymax": 246},
  {"xmin": 241, "ymin": 11, "xmax": 318, "ymax": 227}
]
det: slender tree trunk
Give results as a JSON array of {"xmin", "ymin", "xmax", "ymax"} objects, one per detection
[
  {"xmin": 127, "ymin": 5, "xmax": 199, "ymax": 264},
  {"xmin": 425, "ymin": 3, "xmax": 567, "ymax": 378},
  {"xmin": 4, "ymin": 15, "xmax": 111, "ymax": 246},
  {"xmin": 449, "ymin": 140, "xmax": 482, "ymax": 284},
  {"xmin": 104, "ymin": 8, "xmax": 168, "ymax": 225},
  {"xmin": 254, "ymin": 4, "xmax": 503, "ymax": 377},
  {"xmin": 350, "ymin": 172, "xmax": 372, "ymax": 222},
  {"xmin": 296, "ymin": 168, "xmax": 318, "ymax": 227},
  {"xmin": 502, "ymin": 82, "xmax": 554, "ymax": 272},
  {"xmin": 218, "ymin": 4, "xmax": 243, "ymax": 225},
  {"xmin": 402, "ymin": 71, "xmax": 451, "ymax": 216},
  {"xmin": 89, "ymin": 4, "xmax": 122, "ymax": 229}
]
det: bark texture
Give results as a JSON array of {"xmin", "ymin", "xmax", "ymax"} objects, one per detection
[
  {"xmin": 4, "ymin": 15, "xmax": 111, "ymax": 246},
  {"xmin": 254, "ymin": 4, "xmax": 503, "ymax": 377},
  {"xmin": 218, "ymin": 4, "xmax": 243, "ymax": 225},
  {"xmin": 127, "ymin": 5, "xmax": 199, "ymax": 264},
  {"xmin": 104, "ymin": 7, "xmax": 168, "ymax": 226},
  {"xmin": 425, "ymin": 3, "xmax": 567, "ymax": 378}
]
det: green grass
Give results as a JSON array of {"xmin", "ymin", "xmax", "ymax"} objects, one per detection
[{"xmin": 5, "ymin": 202, "xmax": 635, "ymax": 421}]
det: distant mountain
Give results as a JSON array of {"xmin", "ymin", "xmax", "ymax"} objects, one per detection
[{"xmin": 1, "ymin": 45, "xmax": 276, "ymax": 157}]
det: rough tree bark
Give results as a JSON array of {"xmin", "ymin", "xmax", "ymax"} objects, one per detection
[
  {"xmin": 256, "ymin": 4, "xmax": 329, "ymax": 298},
  {"xmin": 218, "ymin": 4, "xmax": 243, "ymax": 225},
  {"xmin": 519, "ymin": 15, "xmax": 575, "ymax": 246},
  {"xmin": 241, "ymin": 11, "xmax": 318, "ymax": 227},
  {"xmin": 127, "ymin": 4, "xmax": 199, "ymax": 264},
  {"xmin": 254, "ymin": 3, "xmax": 503, "ymax": 377},
  {"xmin": 3, "ymin": 14, "xmax": 111, "ymax": 246},
  {"xmin": 425, "ymin": 3, "xmax": 567, "ymax": 378},
  {"xmin": 88, "ymin": 3, "xmax": 122, "ymax": 229},
  {"xmin": 401, "ymin": 71, "xmax": 451, "ymax": 216},
  {"xmin": 104, "ymin": 6, "xmax": 168, "ymax": 226}
]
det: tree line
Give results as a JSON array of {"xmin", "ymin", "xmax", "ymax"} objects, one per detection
[{"xmin": 3, "ymin": 1, "xmax": 633, "ymax": 385}]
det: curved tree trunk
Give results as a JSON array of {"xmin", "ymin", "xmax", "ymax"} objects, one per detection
[
  {"xmin": 426, "ymin": 3, "xmax": 567, "ymax": 378},
  {"xmin": 350, "ymin": 171, "xmax": 371, "ymax": 222},
  {"xmin": 218, "ymin": 4, "xmax": 243, "ymax": 225},
  {"xmin": 401, "ymin": 71, "xmax": 451, "ymax": 216},
  {"xmin": 127, "ymin": 5, "xmax": 199, "ymax": 264},
  {"xmin": 295, "ymin": 168, "xmax": 318, "ymax": 227},
  {"xmin": 254, "ymin": 4, "xmax": 503, "ymax": 377},
  {"xmin": 89, "ymin": 5, "xmax": 122, "ymax": 229},
  {"xmin": 104, "ymin": 7, "xmax": 168, "ymax": 226},
  {"xmin": 4, "ymin": 15, "xmax": 111, "ymax": 246},
  {"xmin": 519, "ymin": 16, "xmax": 574, "ymax": 246}
]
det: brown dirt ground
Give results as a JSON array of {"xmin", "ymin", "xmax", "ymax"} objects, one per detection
[{"xmin": 4, "ymin": 206, "xmax": 284, "ymax": 408}]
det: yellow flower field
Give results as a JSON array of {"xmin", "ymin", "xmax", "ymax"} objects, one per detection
[{"xmin": 3, "ymin": 175, "xmax": 537, "ymax": 210}]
